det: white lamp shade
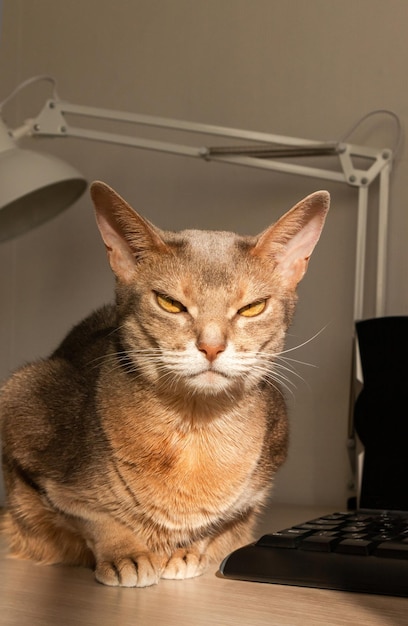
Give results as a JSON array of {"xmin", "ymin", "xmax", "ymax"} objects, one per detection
[{"xmin": 0, "ymin": 145, "xmax": 87, "ymax": 242}]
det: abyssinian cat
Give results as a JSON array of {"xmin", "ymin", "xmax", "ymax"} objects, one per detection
[{"xmin": 0, "ymin": 182, "xmax": 329, "ymax": 587}]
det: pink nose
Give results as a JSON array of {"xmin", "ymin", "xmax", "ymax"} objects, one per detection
[{"xmin": 197, "ymin": 342, "xmax": 226, "ymax": 363}]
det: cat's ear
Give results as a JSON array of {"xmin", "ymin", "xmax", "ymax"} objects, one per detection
[
  {"xmin": 90, "ymin": 181, "xmax": 169, "ymax": 281},
  {"xmin": 253, "ymin": 190, "xmax": 330, "ymax": 288}
]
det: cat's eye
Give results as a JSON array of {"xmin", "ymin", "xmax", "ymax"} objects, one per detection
[
  {"xmin": 238, "ymin": 299, "xmax": 267, "ymax": 318},
  {"xmin": 156, "ymin": 293, "xmax": 187, "ymax": 314}
]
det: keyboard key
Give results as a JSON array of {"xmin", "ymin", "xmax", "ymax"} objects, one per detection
[
  {"xmin": 372, "ymin": 533, "xmax": 398, "ymax": 542},
  {"xmin": 299, "ymin": 535, "xmax": 340, "ymax": 552},
  {"xmin": 320, "ymin": 513, "xmax": 349, "ymax": 521},
  {"xmin": 374, "ymin": 541, "xmax": 408, "ymax": 559},
  {"xmin": 256, "ymin": 529, "xmax": 311, "ymax": 549},
  {"xmin": 308, "ymin": 518, "xmax": 345, "ymax": 526},
  {"xmin": 342, "ymin": 533, "xmax": 368, "ymax": 540},
  {"xmin": 347, "ymin": 514, "xmax": 373, "ymax": 522},
  {"xmin": 342, "ymin": 524, "xmax": 369, "ymax": 533},
  {"xmin": 295, "ymin": 523, "xmax": 340, "ymax": 531},
  {"xmin": 335, "ymin": 538, "xmax": 375, "ymax": 555}
]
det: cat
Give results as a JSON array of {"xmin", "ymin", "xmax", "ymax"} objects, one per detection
[{"xmin": 0, "ymin": 182, "xmax": 329, "ymax": 587}]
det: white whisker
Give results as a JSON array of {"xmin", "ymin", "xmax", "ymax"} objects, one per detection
[
  {"xmin": 277, "ymin": 325, "xmax": 328, "ymax": 356},
  {"xmin": 84, "ymin": 322, "xmax": 327, "ymax": 400}
]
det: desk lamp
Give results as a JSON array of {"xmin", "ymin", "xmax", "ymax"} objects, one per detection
[{"xmin": 0, "ymin": 117, "xmax": 86, "ymax": 242}]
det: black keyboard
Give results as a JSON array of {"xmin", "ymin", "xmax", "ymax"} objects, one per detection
[{"xmin": 220, "ymin": 511, "xmax": 408, "ymax": 596}]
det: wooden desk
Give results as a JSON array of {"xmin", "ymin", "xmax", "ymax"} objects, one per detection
[{"xmin": 1, "ymin": 504, "xmax": 407, "ymax": 626}]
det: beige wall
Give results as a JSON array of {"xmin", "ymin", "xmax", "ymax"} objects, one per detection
[{"xmin": 0, "ymin": 0, "xmax": 407, "ymax": 506}]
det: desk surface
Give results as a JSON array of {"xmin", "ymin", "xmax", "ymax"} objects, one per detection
[{"xmin": 1, "ymin": 503, "xmax": 407, "ymax": 626}]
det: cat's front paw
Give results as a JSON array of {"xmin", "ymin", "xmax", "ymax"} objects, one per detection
[
  {"xmin": 95, "ymin": 552, "xmax": 165, "ymax": 588},
  {"xmin": 161, "ymin": 548, "xmax": 209, "ymax": 580}
]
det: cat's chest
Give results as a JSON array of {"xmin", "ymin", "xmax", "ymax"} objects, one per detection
[
  {"xmin": 114, "ymin": 414, "xmax": 262, "ymax": 481},
  {"xmin": 104, "ymin": 399, "xmax": 266, "ymax": 517}
]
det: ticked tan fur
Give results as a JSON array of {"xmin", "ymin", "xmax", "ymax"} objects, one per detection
[{"xmin": 0, "ymin": 183, "xmax": 329, "ymax": 587}]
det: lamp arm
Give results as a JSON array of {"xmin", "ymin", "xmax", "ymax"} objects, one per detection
[
  {"xmin": 16, "ymin": 98, "xmax": 391, "ymax": 187},
  {"xmin": 33, "ymin": 99, "xmax": 336, "ymax": 147}
]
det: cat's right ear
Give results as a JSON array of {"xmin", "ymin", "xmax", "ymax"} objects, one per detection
[{"xmin": 90, "ymin": 181, "xmax": 169, "ymax": 282}]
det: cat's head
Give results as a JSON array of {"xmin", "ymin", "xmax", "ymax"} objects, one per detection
[{"xmin": 91, "ymin": 182, "xmax": 329, "ymax": 397}]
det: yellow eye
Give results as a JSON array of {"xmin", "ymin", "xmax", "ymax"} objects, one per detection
[
  {"xmin": 238, "ymin": 300, "xmax": 267, "ymax": 318},
  {"xmin": 156, "ymin": 293, "xmax": 186, "ymax": 314}
]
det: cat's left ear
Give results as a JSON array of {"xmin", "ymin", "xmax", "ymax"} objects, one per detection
[{"xmin": 253, "ymin": 191, "xmax": 330, "ymax": 288}]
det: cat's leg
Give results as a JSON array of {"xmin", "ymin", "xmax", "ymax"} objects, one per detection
[
  {"xmin": 161, "ymin": 543, "xmax": 210, "ymax": 580},
  {"xmin": 82, "ymin": 517, "xmax": 168, "ymax": 588},
  {"xmin": 1, "ymin": 472, "xmax": 94, "ymax": 567},
  {"xmin": 2, "ymin": 465, "xmax": 166, "ymax": 587},
  {"xmin": 161, "ymin": 510, "xmax": 257, "ymax": 580}
]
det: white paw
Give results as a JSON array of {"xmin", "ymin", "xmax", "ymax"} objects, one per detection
[{"xmin": 161, "ymin": 549, "xmax": 209, "ymax": 580}]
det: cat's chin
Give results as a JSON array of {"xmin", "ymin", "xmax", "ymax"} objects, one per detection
[{"xmin": 185, "ymin": 371, "xmax": 238, "ymax": 396}]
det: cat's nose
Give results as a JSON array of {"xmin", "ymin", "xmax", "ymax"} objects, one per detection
[{"xmin": 197, "ymin": 342, "xmax": 226, "ymax": 363}]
